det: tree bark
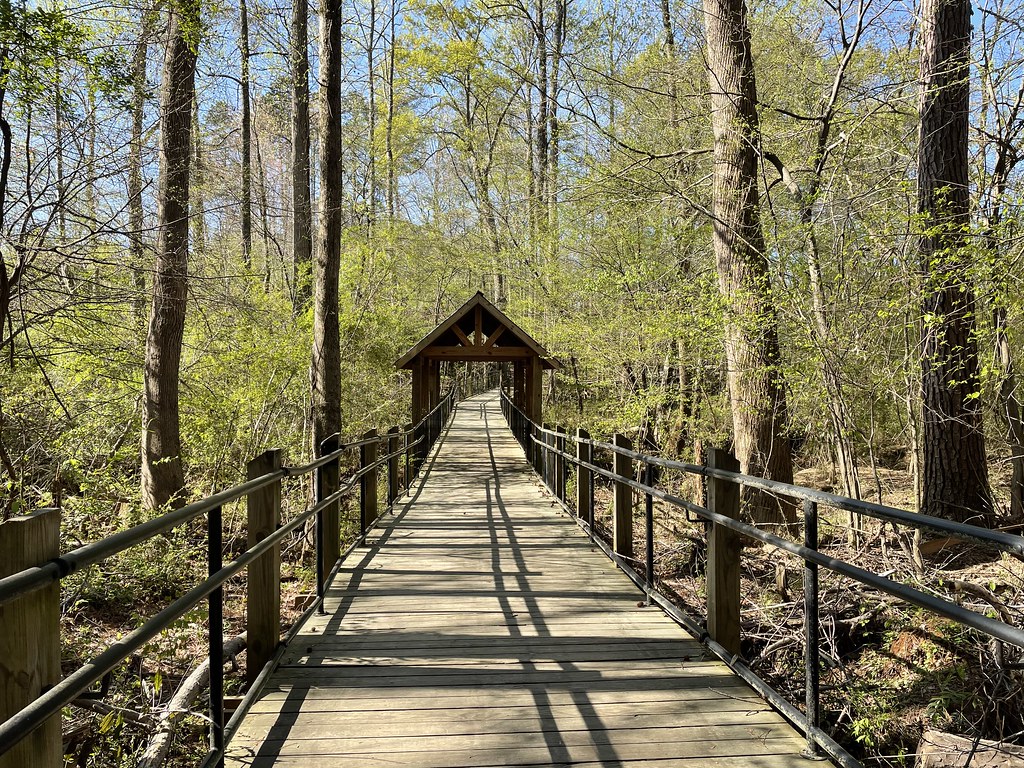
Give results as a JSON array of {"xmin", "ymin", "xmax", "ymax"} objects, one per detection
[
  {"xmin": 702, "ymin": 0, "xmax": 795, "ymax": 526},
  {"xmin": 128, "ymin": 20, "xmax": 150, "ymax": 319},
  {"xmin": 291, "ymin": 0, "xmax": 313, "ymax": 307},
  {"xmin": 141, "ymin": 1, "xmax": 198, "ymax": 512},
  {"xmin": 918, "ymin": 0, "xmax": 992, "ymax": 524},
  {"xmin": 311, "ymin": 0, "xmax": 343, "ymax": 452},
  {"xmin": 240, "ymin": 0, "xmax": 253, "ymax": 268}
]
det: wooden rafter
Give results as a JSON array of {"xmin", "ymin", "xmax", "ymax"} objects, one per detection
[
  {"xmin": 483, "ymin": 326, "xmax": 506, "ymax": 348},
  {"xmin": 451, "ymin": 324, "xmax": 474, "ymax": 347}
]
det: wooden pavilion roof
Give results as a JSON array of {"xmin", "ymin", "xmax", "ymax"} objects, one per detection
[{"xmin": 395, "ymin": 292, "xmax": 560, "ymax": 370}]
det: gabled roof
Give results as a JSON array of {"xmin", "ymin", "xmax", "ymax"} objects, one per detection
[{"xmin": 395, "ymin": 292, "xmax": 560, "ymax": 369}]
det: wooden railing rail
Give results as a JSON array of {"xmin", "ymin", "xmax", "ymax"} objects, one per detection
[{"xmin": 0, "ymin": 388, "xmax": 458, "ymax": 768}]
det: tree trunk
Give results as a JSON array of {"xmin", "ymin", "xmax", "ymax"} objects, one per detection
[
  {"xmin": 240, "ymin": 0, "xmax": 253, "ymax": 268},
  {"xmin": 141, "ymin": 1, "xmax": 198, "ymax": 511},
  {"xmin": 367, "ymin": 0, "xmax": 377, "ymax": 228},
  {"xmin": 191, "ymin": 93, "xmax": 206, "ymax": 260},
  {"xmin": 311, "ymin": 0, "xmax": 343, "ymax": 452},
  {"xmin": 128, "ymin": 23, "xmax": 149, "ymax": 319},
  {"xmin": 918, "ymin": 0, "xmax": 991, "ymax": 524},
  {"xmin": 385, "ymin": 0, "xmax": 397, "ymax": 224},
  {"xmin": 702, "ymin": 0, "xmax": 795, "ymax": 526},
  {"xmin": 995, "ymin": 307, "xmax": 1024, "ymax": 519},
  {"xmin": 291, "ymin": 0, "xmax": 313, "ymax": 307}
]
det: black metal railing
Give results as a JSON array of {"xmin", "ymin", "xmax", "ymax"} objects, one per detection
[
  {"xmin": 499, "ymin": 389, "xmax": 1024, "ymax": 768},
  {"xmin": 0, "ymin": 387, "xmax": 457, "ymax": 767}
]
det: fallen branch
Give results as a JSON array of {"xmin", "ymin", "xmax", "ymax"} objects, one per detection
[{"xmin": 136, "ymin": 633, "xmax": 246, "ymax": 768}]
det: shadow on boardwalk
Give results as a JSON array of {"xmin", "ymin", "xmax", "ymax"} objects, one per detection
[{"xmin": 226, "ymin": 391, "xmax": 822, "ymax": 768}]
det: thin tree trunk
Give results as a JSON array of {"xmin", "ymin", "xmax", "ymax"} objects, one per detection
[
  {"xmin": 385, "ymin": 0, "xmax": 397, "ymax": 224},
  {"xmin": 141, "ymin": 1, "xmax": 198, "ymax": 511},
  {"xmin": 240, "ymin": 0, "xmax": 253, "ymax": 268},
  {"xmin": 702, "ymin": 0, "xmax": 795, "ymax": 526},
  {"xmin": 191, "ymin": 94, "xmax": 206, "ymax": 259},
  {"xmin": 129, "ymin": 22, "xmax": 150, "ymax": 319},
  {"xmin": 367, "ymin": 0, "xmax": 377, "ymax": 228},
  {"xmin": 534, "ymin": 0, "xmax": 548, "ymax": 245},
  {"xmin": 311, "ymin": 0, "xmax": 343, "ymax": 452},
  {"xmin": 254, "ymin": 112, "xmax": 273, "ymax": 290},
  {"xmin": 918, "ymin": 0, "xmax": 991, "ymax": 524},
  {"xmin": 291, "ymin": 0, "xmax": 313, "ymax": 307}
]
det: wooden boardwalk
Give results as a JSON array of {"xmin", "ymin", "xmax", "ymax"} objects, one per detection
[{"xmin": 226, "ymin": 392, "xmax": 820, "ymax": 768}]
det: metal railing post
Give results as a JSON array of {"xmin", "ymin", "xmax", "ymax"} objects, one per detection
[
  {"xmin": 612, "ymin": 433, "xmax": 634, "ymax": 558},
  {"xmin": 576, "ymin": 429, "xmax": 592, "ymax": 524},
  {"xmin": 246, "ymin": 449, "xmax": 283, "ymax": 687},
  {"xmin": 707, "ymin": 447, "xmax": 742, "ymax": 656},
  {"xmin": 208, "ymin": 504, "xmax": 225, "ymax": 767},
  {"xmin": 804, "ymin": 498, "xmax": 822, "ymax": 758},
  {"xmin": 360, "ymin": 429, "xmax": 379, "ymax": 534}
]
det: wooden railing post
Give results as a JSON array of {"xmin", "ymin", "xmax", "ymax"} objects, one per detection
[
  {"xmin": 612, "ymin": 433, "xmax": 634, "ymax": 558},
  {"xmin": 246, "ymin": 449, "xmax": 283, "ymax": 687},
  {"xmin": 555, "ymin": 427, "xmax": 566, "ymax": 502},
  {"xmin": 403, "ymin": 423, "xmax": 413, "ymax": 491},
  {"xmin": 360, "ymin": 429, "xmax": 379, "ymax": 534},
  {"xmin": 0, "ymin": 508, "xmax": 60, "ymax": 768},
  {"xmin": 707, "ymin": 447, "xmax": 742, "ymax": 656},
  {"xmin": 387, "ymin": 426, "xmax": 400, "ymax": 506},
  {"xmin": 317, "ymin": 433, "xmax": 341, "ymax": 600},
  {"xmin": 577, "ymin": 428, "xmax": 592, "ymax": 525}
]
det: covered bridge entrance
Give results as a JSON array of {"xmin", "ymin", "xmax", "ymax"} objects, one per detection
[{"xmin": 395, "ymin": 292, "xmax": 560, "ymax": 424}]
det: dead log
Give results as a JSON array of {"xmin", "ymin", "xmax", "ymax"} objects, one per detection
[
  {"xmin": 136, "ymin": 633, "xmax": 246, "ymax": 768},
  {"xmin": 917, "ymin": 729, "xmax": 1024, "ymax": 768}
]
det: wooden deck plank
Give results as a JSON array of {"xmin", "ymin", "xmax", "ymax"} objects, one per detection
[{"xmin": 227, "ymin": 391, "xmax": 823, "ymax": 767}]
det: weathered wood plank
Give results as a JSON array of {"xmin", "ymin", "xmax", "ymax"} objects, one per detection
[{"xmin": 227, "ymin": 391, "xmax": 821, "ymax": 768}]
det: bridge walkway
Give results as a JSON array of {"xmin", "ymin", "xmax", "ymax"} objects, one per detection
[{"xmin": 226, "ymin": 391, "xmax": 819, "ymax": 767}]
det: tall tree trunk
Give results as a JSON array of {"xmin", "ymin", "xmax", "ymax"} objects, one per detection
[
  {"xmin": 191, "ymin": 94, "xmax": 206, "ymax": 259},
  {"xmin": 240, "ymin": 0, "xmax": 253, "ymax": 268},
  {"xmin": 534, "ymin": 0, "xmax": 548, "ymax": 244},
  {"xmin": 311, "ymin": 0, "xmax": 343, "ymax": 452},
  {"xmin": 547, "ymin": 0, "xmax": 564, "ymax": 242},
  {"xmin": 254, "ymin": 112, "xmax": 273, "ymax": 290},
  {"xmin": 129, "ymin": 22, "xmax": 149, "ymax": 319},
  {"xmin": 702, "ymin": 0, "xmax": 795, "ymax": 526},
  {"xmin": 291, "ymin": 0, "xmax": 313, "ymax": 307},
  {"xmin": 367, "ymin": 0, "xmax": 377, "ymax": 228},
  {"xmin": 141, "ymin": 1, "xmax": 199, "ymax": 511},
  {"xmin": 918, "ymin": 0, "xmax": 991, "ymax": 524},
  {"xmin": 385, "ymin": 0, "xmax": 397, "ymax": 224}
]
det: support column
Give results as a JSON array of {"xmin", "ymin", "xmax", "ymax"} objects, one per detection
[
  {"xmin": 513, "ymin": 361, "xmax": 526, "ymax": 411},
  {"xmin": 246, "ymin": 449, "xmax": 283, "ymax": 686},
  {"xmin": 411, "ymin": 359, "xmax": 427, "ymax": 424},
  {"xmin": 707, "ymin": 447, "xmax": 742, "ymax": 656},
  {"xmin": 0, "ymin": 508, "xmax": 61, "ymax": 768},
  {"xmin": 612, "ymin": 433, "xmax": 634, "ymax": 558},
  {"xmin": 525, "ymin": 356, "xmax": 543, "ymax": 425}
]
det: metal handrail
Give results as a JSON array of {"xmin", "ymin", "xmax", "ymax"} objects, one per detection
[
  {"xmin": 527, "ymin": 411, "xmax": 1024, "ymax": 557},
  {"xmin": 0, "ymin": 388, "xmax": 460, "ymax": 763},
  {"xmin": 498, "ymin": 387, "xmax": 1024, "ymax": 767}
]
